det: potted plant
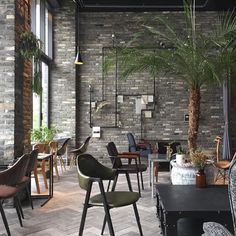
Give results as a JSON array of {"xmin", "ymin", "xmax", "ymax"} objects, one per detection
[
  {"xmin": 191, "ymin": 150, "xmax": 208, "ymax": 187},
  {"xmin": 19, "ymin": 31, "xmax": 43, "ymax": 95},
  {"xmin": 104, "ymin": 0, "xmax": 236, "ymax": 151},
  {"xmin": 176, "ymin": 146, "xmax": 187, "ymax": 166},
  {"xmin": 31, "ymin": 126, "xmax": 58, "ymax": 152}
]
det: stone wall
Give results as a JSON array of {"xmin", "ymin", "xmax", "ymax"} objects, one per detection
[
  {"xmin": 0, "ymin": 0, "xmax": 15, "ymax": 161},
  {"xmin": 76, "ymin": 11, "xmax": 224, "ymax": 161},
  {"xmin": 50, "ymin": 0, "xmax": 76, "ymax": 144},
  {"xmin": 0, "ymin": 0, "xmax": 32, "ymax": 161}
]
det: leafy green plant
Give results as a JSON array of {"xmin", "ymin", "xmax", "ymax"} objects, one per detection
[
  {"xmin": 104, "ymin": 1, "xmax": 236, "ymax": 151},
  {"xmin": 176, "ymin": 146, "xmax": 186, "ymax": 154},
  {"xmin": 19, "ymin": 31, "xmax": 43, "ymax": 95},
  {"xmin": 31, "ymin": 126, "xmax": 58, "ymax": 144}
]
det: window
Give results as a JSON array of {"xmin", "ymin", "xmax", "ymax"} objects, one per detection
[{"xmin": 31, "ymin": 0, "xmax": 53, "ymax": 129}]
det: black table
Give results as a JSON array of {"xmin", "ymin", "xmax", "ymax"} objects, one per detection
[{"xmin": 156, "ymin": 184, "xmax": 233, "ymax": 236}]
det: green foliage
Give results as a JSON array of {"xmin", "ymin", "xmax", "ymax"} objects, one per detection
[
  {"xmin": 31, "ymin": 126, "xmax": 58, "ymax": 144},
  {"xmin": 19, "ymin": 31, "xmax": 43, "ymax": 95},
  {"xmin": 176, "ymin": 146, "xmax": 186, "ymax": 154},
  {"xmin": 103, "ymin": 1, "xmax": 236, "ymax": 89}
]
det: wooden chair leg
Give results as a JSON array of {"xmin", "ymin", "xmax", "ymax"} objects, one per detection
[
  {"xmin": 0, "ymin": 201, "xmax": 11, "ymax": 236},
  {"xmin": 53, "ymin": 158, "xmax": 60, "ymax": 180},
  {"xmin": 41, "ymin": 160, "xmax": 48, "ymax": 189},
  {"xmin": 33, "ymin": 168, "xmax": 40, "ymax": 194}
]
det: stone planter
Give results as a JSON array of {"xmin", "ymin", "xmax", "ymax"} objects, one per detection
[
  {"xmin": 176, "ymin": 154, "xmax": 186, "ymax": 166},
  {"xmin": 170, "ymin": 160, "xmax": 215, "ymax": 185}
]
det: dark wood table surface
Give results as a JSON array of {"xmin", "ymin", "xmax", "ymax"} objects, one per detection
[{"xmin": 156, "ymin": 184, "xmax": 233, "ymax": 236}]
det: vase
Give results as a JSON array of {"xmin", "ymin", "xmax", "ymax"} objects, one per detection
[{"xmin": 196, "ymin": 169, "xmax": 206, "ymax": 188}]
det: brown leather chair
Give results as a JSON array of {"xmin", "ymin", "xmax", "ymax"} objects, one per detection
[{"xmin": 0, "ymin": 154, "xmax": 30, "ymax": 236}]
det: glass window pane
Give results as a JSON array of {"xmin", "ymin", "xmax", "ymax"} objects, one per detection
[
  {"xmin": 41, "ymin": 62, "xmax": 49, "ymax": 127},
  {"xmin": 33, "ymin": 93, "xmax": 41, "ymax": 129}
]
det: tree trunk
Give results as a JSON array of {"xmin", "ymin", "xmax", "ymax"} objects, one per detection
[{"xmin": 188, "ymin": 87, "xmax": 201, "ymax": 151}]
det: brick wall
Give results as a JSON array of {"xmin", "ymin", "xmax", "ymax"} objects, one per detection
[
  {"xmin": 0, "ymin": 0, "xmax": 32, "ymax": 161},
  {"xmin": 75, "ymin": 11, "xmax": 224, "ymax": 160},
  {"xmin": 50, "ymin": 1, "xmax": 76, "ymax": 144},
  {"xmin": 0, "ymin": 0, "xmax": 16, "ymax": 161}
]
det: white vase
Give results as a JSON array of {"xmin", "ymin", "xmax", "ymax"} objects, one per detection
[{"xmin": 176, "ymin": 154, "xmax": 186, "ymax": 166}]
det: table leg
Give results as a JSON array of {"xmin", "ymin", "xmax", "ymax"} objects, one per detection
[
  {"xmin": 151, "ymin": 161, "xmax": 154, "ymax": 197},
  {"xmin": 148, "ymin": 159, "xmax": 151, "ymax": 187}
]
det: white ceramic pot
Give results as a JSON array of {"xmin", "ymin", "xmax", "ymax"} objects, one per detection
[{"xmin": 176, "ymin": 154, "xmax": 186, "ymax": 166}]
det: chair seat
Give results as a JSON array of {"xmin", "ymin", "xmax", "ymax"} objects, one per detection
[
  {"xmin": 0, "ymin": 185, "xmax": 18, "ymax": 198},
  {"xmin": 90, "ymin": 191, "xmax": 140, "ymax": 208},
  {"xmin": 119, "ymin": 164, "xmax": 147, "ymax": 173},
  {"xmin": 215, "ymin": 161, "xmax": 231, "ymax": 169}
]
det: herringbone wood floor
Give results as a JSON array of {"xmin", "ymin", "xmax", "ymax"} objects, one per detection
[{"xmin": 0, "ymin": 166, "xmax": 170, "ymax": 236}]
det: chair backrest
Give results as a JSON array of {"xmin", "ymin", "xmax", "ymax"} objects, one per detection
[
  {"xmin": 127, "ymin": 133, "xmax": 137, "ymax": 152},
  {"xmin": 77, "ymin": 136, "xmax": 91, "ymax": 154},
  {"xmin": 228, "ymin": 154, "xmax": 236, "ymax": 234},
  {"xmin": 49, "ymin": 141, "xmax": 58, "ymax": 154},
  {"xmin": 214, "ymin": 136, "xmax": 222, "ymax": 162},
  {"xmin": 57, "ymin": 138, "xmax": 71, "ymax": 156},
  {"xmin": 26, "ymin": 149, "xmax": 39, "ymax": 176},
  {"xmin": 106, "ymin": 142, "xmax": 122, "ymax": 168},
  {"xmin": 76, "ymin": 153, "xmax": 116, "ymax": 190},
  {"xmin": 33, "ymin": 143, "xmax": 46, "ymax": 153},
  {"xmin": 0, "ymin": 154, "xmax": 30, "ymax": 186}
]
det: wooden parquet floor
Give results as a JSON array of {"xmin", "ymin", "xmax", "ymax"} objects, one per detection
[{"xmin": 0, "ymin": 166, "xmax": 170, "ymax": 236}]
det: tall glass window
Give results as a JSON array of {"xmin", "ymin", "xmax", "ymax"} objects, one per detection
[{"xmin": 31, "ymin": 0, "xmax": 53, "ymax": 129}]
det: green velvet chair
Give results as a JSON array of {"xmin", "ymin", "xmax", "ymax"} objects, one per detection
[{"xmin": 76, "ymin": 153, "xmax": 143, "ymax": 236}]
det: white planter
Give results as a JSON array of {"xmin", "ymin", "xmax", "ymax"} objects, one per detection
[
  {"xmin": 176, "ymin": 154, "xmax": 186, "ymax": 166},
  {"xmin": 170, "ymin": 160, "xmax": 215, "ymax": 185}
]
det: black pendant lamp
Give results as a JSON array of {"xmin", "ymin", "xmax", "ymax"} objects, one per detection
[{"xmin": 74, "ymin": 46, "xmax": 83, "ymax": 65}]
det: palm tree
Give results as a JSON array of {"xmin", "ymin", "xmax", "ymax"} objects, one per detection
[{"xmin": 104, "ymin": 0, "xmax": 236, "ymax": 151}]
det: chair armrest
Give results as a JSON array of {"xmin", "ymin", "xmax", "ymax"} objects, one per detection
[
  {"xmin": 117, "ymin": 154, "xmax": 138, "ymax": 159},
  {"xmin": 121, "ymin": 152, "xmax": 140, "ymax": 156},
  {"xmin": 202, "ymin": 222, "xmax": 233, "ymax": 236}
]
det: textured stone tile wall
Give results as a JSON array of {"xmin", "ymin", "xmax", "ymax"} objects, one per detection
[
  {"xmin": 0, "ymin": 0, "xmax": 15, "ymax": 161},
  {"xmin": 75, "ymin": 11, "xmax": 224, "ymax": 161},
  {"xmin": 51, "ymin": 1, "xmax": 76, "ymax": 143}
]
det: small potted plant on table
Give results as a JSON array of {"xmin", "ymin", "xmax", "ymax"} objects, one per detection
[{"xmin": 176, "ymin": 146, "xmax": 187, "ymax": 166}]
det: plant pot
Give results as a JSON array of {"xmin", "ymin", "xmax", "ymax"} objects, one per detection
[
  {"xmin": 176, "ymin": 154, "xmax": 186, "ymax": 166},
  {"xmin": 196, "ymin": 169, "xmax": 206, "ymax": 188}
]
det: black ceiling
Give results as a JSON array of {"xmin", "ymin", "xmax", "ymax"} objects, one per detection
[{"xmin": 76, "ymin": 0, "xmax": 236, "ymax": 11}]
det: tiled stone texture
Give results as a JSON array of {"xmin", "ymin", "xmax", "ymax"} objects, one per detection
[
  {"xmin": 50, "ymin": 0, "xmax": 76, "ymax": 143},
  {"xmin": 0, "ymin": 0, "xmax": 16, "ymax": 161},
  {"xmin": 0, "ymin": 0, "xmax": 32, "ymax": 161},
  {"xmin": 75, "ymin": 11, "xmax": 224, "ymax": 160},
  {"xmin": 15, "ymin": 0, "xmax": 32, "ymax": 157}
]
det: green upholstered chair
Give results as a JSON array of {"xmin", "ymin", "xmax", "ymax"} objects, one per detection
[{"xmin": 76, "ymin": 153, "xmax": 143, "ymax": 236}]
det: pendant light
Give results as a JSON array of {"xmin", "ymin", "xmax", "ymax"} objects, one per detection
[
  {"xmin": 74, "ymin": 46, "xmax": 83, "ymax": 65},
  {"xmin": 74, "ymin": 0, "xmax": 83, "ymax": 65}
]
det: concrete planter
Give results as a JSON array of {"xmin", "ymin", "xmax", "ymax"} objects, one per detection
[{"xmin": 170, "ymin": 160, "xmax": 215, "ymax": 185}]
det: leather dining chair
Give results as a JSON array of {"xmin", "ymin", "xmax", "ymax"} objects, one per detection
[
  {"xmin": 106, "ymin": 142, "xmax": 147, "ymax": 195},
  {"xmin": 69, "ymin": 136, "xmax": 91, "ymax": 168},
  {"xmin": 76, "ymin": 153, "xmax": 143, "ymax": 236},
  {"xmin": 57, "ymin": 138, "xmax": 71, "ymax": 172},
  {"xmin": 18, "ymin": 149, "xmax": 39, "ymax": 210},
  {"xmin": 0, "ymin": 153, "xmax": 30, "ymax": 236}
]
